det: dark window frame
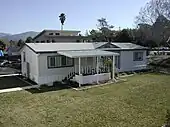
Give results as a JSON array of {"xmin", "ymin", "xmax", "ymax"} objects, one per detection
[
  {"xmin": 23, "ymin": 52, "xmax": 26, "ymax": 62},
  {"xmin": 49, "ymin": 33, "xmax": 53, "ymax": 35},
  {"xmin": 133, "ymin": 52, "xmax": 143, "ymax": 61},
  {"xmin": 47, "ymin": 55, "xmax": 74, "ymax": 69},
  {"xmin": 55, "ymin": 33, "xmax": 60, "ymax": 35}
]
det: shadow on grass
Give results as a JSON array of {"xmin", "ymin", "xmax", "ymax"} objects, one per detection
[{"xmin": 26, "ymin": 84, "xmax": 71, "ymax": 94}]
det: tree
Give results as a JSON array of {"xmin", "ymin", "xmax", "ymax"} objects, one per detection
[
  {"xmin": 17, "ymin": 39, "xmax": 25, "ymax": 47},
  {"xmin": 114, "ymin": 29, "xmax": 132, "ymax": 42},
  {"xmin": 135, "ymin": 0, "xmax": 170, "ymax": 47},
  {"xmin": 135, "ymin": 0, "xmax": 170, "ymax": 25},
  {"xmin": 87, "ymin": 18, "xmax": 115, "ymax": 42},
  {"xmin": 0, "ymin": 40, "xmax": 5, "ymax": 50},
  {"xmin": 25, "ymin": 37, "xmax": 33, "ymax": 43},
  {"xmin": 59, "ymin": 13, "xmax": 66, "ymax": 30}
]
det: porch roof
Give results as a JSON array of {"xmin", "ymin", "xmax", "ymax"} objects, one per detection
[{"xmin": 58, "ymin": 50, "xmax": 119, "ymax": 58}]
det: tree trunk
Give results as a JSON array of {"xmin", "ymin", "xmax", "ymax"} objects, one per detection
[{"xmin": 61, "ymin": 24, "xmax": 63, "ymax": 30}]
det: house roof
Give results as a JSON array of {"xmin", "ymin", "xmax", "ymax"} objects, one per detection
[
  {"xmin": 58, "ymin": 50, "xmax": 119, "ymax": 58},
  {"xmin": 26, "ymin": 43, "xmax": 95, "ymax": 53},
  {"xmin": 25, "ymin": 42, "xmax": 147, "ymax": 53},
  {"xmin": 111, "ymin": 43, "xmax": 147, "ymax": 49},
  {"xmin": 33, "ymin": 30, "xmax": 81, "ymax": 40}
]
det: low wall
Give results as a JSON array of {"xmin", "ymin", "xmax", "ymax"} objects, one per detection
[{"xmin": 74, "ymin": 73, "xmax": 111, "ymax": 85}]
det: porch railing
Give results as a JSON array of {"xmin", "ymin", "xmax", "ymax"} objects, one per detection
[
  {"xmin": 64, "ymin": 65, "xmax": 110, "ymax": 81},
  {"xmin": 80, "ymin": 65, "xmax": 110, "ymax": 75}
]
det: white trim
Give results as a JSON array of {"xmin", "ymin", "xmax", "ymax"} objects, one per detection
[
  {"xmin": 0, "ymin": 74, "xmax": 21, "ymax": 78},
  {"xmin": 96, "ymin": 56, "xmax": 99, "ymax": 84},
  {"xmin": 112, "ymin": 56, "xmax": 115, "ymax": 80},
  {"xmin": 78, "ymin": 57, "xmax": 81, "ymax": 87}
]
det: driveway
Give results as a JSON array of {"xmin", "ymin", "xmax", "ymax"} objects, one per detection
[
  {"xmin": 0, "ymin": 67, "xmax": 20, "ymax": 75},
  {"xmin": 0, "ymin": 76, "xmax": 31, "ymax": 89}
]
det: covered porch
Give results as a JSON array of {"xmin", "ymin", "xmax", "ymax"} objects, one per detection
[{"xmin": 58, "ymin": 50, "xmax": 119, "ymax": 87}]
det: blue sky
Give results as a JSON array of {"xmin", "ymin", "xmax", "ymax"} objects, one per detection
[{"xmin": 0, "ymin": 0, "xmax": 149, "ymax": 34}]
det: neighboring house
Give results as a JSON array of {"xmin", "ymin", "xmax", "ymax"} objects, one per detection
[
  {"xmin": 6, "ymin": 46, "xmax": 20, "ymax": 56},
  {"xmin": 21, "ymin": 42, "xmax": 148, "ymax": 86},
  {"xmin": 33, "ymin": 30, "xmax": 82, "ymax": 43},
  {"xmin": 6, "ymin": 45, "xmax": 21, "ymax": 61}
]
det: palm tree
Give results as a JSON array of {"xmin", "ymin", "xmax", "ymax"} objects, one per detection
[{"xmin": 59, "ymin": 13, "xmax": 66, "ymax": 30}]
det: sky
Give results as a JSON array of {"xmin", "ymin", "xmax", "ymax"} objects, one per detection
[{"xmin": 0, "ymin": 0, "xmax": 149, "ymax": 34}]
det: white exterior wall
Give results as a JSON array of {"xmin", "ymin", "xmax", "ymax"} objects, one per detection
[
  {"xmin": 21, "ymin": 46, "xmax": 39, "ymax": 83},
  {"xmin": 74, "ymin": 73, "xmax": 111, "ymax": 85},
  {"xmin": 37, "ymin": 53, "xmax": 74, "ymax": 85},
  {"xmin": 34, "ymin": 36, "xmax": 79, "ymax": 43},
  {"xmin": 119, "ymin": 50, "xmax": 147, "ymax": 72},
  {"xmin": 37, "ymin": 55, "xmax": 99, "ymax": 85},
  {"xmin": 45, "ymin": 31, "xmax": 79, "ymax": 36}
]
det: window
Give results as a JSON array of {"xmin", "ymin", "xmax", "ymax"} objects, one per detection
[
  {"xmin": 49, "ymin": 33, "xmax": 53, "ymax": 35},
  {"xmin": 66, "ymin": 57, "xmax": 73, "ymax": 66},
  {"xmin": 115, "ymin": 56, "xmax": 120, "ymax": 69},
  {"xmin": 23, "ymin": 52, "xmax": 26, "ymax": 62},
  {"xmin": 61, "ymin": 56, "xmax": 66, "ymax": 66},
  {"xmin": 36, "ymin": 41, "xmax": 39, "ymax": 43},
  {"xmin": 41, "ymin": 40, "xmax": 45, "ymax": 43},
  {"xmin": 55, "ymin": 33, "xmax": 60, "ymax": 35},
  {"xmin": 52, "ymin": 40, "xmax": 55, "ymax": 43},
  {"xmin": 133, "ymin": 52, "xmax": 143, "ymax": 61},
  {"xmin": 47, "ymin": 40, "xmax": 50, "ymax": 43},
  {"xmin": 49, "ymin": 57, "xmax": 55, "ymax": 67},
  {"xmin": 47, "ymin": 55, "xmax": 73, "ymax": 68}
]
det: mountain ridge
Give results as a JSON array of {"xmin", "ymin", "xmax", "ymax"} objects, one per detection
[{"xmin": 0, "ymin": 31, "xmax": 39, "ymax": 41}]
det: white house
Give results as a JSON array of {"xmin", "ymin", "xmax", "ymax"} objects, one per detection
[{"xmin": 21, "ymin": 42, "xmax": 148, "ymax": 86}]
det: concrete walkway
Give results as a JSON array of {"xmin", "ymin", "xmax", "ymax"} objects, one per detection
[
  {"xmin": 0, "ymin": 85, "xmax": 39, "ymax": 94},
  {"xmin": 0, "ymin": 74, "xmax": 21, "ymax": 78}
]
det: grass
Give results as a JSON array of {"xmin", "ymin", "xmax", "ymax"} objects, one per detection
[{"xmin": 0, "ymin": 73, "xmax": 170, "ymax": 127}]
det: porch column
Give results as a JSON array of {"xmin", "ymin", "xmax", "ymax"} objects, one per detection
[
  {"xmin": 96, "ymin": 56, "xmax": 99, "ymax": 84},
  {"xmin": 112, "ymin": 55, "xmax": 115, "ymax": 80},
  {"xmin": 78, "ymin": 57, "xmax": 81, "ymax": 87},
  {"xmin": 74, "ymin": 58, "xmax": 76, "ymax": 73}
]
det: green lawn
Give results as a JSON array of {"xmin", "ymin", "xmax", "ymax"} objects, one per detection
[{"xmin": 0, "ymin": 73, "xmax": 170, "ymax": 127}]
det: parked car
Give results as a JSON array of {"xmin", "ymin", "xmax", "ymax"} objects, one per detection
[{"xmin": 0, "ymin": 60, "xmax": 11, "ymax": 67}]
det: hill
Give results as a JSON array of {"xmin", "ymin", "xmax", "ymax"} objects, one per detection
[
  {"xmin": 0, "ymin": 33, "xmax": 11, "ymax": 38},
  {"xmin": 0, "ymin": 31, "xmax": 39, "ymax": 41}
]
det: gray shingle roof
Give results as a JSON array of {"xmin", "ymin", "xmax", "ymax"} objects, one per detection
[
  {"xmin": 111, "ymin": 43, "xmax": 147, "ymax": 49},
  {"xmin": 58, "ymin": 50, "xmax": 119, "ymax": 58},
  {"xmin": 26, "ymin": 42, "xmax": 147, "ymax": 53},
  {"xmin": 26, "ymin": 43, "xmax": 95, "ymax": 52}
]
